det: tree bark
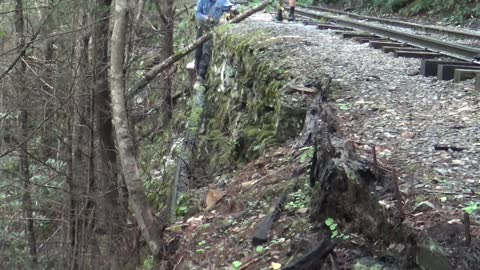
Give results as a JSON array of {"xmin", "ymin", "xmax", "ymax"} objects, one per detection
[
  {"xmin": 93, "ymin": 0, "xmax": 133, "ymax": 267},
  {"xmin": 155, "ymin": 0, "xmax": 175, "ymax": 125},
  {"xmin": 39, "ymin": 0, "xmax": 57, "ymax": 159},
  {"xmin": 110, "ymin": 0, "xmax": 164, "ymax": 257},
  {"xmin": 70, "ymin": 14, "xmax": 96, "ymax": 269},
  {"xmin": 14, "ymin": 0, "xmax": 38, "ymax": 268}
]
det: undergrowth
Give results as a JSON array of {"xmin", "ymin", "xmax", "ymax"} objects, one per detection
[{"xmin": 317, "ymin": 0, "xmax": 480, "ymax": 24}]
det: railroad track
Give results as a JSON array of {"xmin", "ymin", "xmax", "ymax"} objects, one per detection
[
  {"xmin": 295, "ymin": 6, "xmax": 480, "ymax": 62},
  {"xmin": 300, "ymin": 5, "xmax": 480, "ymax": 42},
  {"xmin": 290, "ymin": 5, "xmax": 480, "ymax": 89}
]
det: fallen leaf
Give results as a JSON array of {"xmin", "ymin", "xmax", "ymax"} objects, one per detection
[
  {"xmin": 271, "ymin": 262, "xmax": 282, "ymax": 269},
  {"xmin": 414, "ymin": 201, "xmax": 435, "ymax": 213},
  {"xmin": 241, "ymin": 180, "xmax": 256, "ymax": 189},
  {"xmin": 206, "ymin": 190, "xmax": 226, "ymax": 210},
  {"xmin": 447, "ymin": 219, "xmax": 462, "ymax": 225},
  {"xmin": 187, "ymin": 215, "xmax": 204, "ymax": 230},
  {"xmin": 296, "ymin": 207, "xmax": 309, "ymax": 214}
]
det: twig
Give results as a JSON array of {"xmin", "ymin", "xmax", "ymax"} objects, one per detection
[
  {"xmin": 464, "ymin": 212, "xmax": 471, "ymax": 246},
  {"xmin": 393, "ymin": 170, "xmax": 404, "ymax": 224},
  {"xmin": 238, "ymin": 256, "xmax": 263, "ymax": 270},
  {"xmin": 423, "ymin": 190, "xmax": 479, "ymax": 198},
  {"xmin": 241, "ymin": 166, "xmax": 289, "ymax": 193},
  {"xmin": 372, "ymin": 145, "xmax": 378, "ymax": 181},
  {"xmin": 173, "ymin": 256, "xmax": 183, "ymax": 270}
]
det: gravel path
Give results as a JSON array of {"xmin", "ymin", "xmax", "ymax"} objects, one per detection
[{"xmin": 235, "ymin": 13, "xmax": 480, "ymax": 202}]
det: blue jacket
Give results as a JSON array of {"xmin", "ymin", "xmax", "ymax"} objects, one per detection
[{"xmin": 196, "ymin": 0, "xmax": 234, "ymax": 24}]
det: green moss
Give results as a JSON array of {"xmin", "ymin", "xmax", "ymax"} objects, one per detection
[{"xmin": 194, "ymin": 27, "xmax": 306, "ymax": 174}]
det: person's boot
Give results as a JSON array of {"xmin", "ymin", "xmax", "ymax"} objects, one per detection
[
  {"xmin": 288, "ymin": 6, "xmax": 295, "ymax": 21},
  {"xmin": 276, "ymin": 8, "xmax": 283, "ymax": 21}
]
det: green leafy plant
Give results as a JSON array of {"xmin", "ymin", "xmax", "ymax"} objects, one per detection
[
  {"xmin": 299, "ymin": 146, "xmax": 314, "ymax": 163},
  {"xmin": 270, "ymin": 237, "xmax": 286, "ymax": 245},
  {"xmin": 175, "ymin": 193, "xmax": 191, "ymax": 216},
  {"xmin": 285, "ymin": 183, "xmax": 311, "ymax": 212},
  {"xmin": 337, "ymin": 103, "xmax": 349, "ymax": 112},
  {"xmin": 231, "ymin": 261, "xmax": 242, "ymax": 269},
  {"xmin": 463, "ymin": 202, "xmax": 480, "ymax": 215},
  {"xmin": 256, "ymin": 245, "xmax": 265, "ymax": 254},
  {"xmin": 143, "ymin": 256, "xmax": 154, "ymax": 270},
  {"xmin": 325, "ymin": 218, "xmax": 349, "ymax": 239}
]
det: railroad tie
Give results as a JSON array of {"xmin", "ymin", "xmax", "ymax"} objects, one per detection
[
  {"xmin": 394, "ymin": 51, "xmax": 442, "ymax": 59},
  {"xmin": 420, "ymin": 60, "xmax": 478, "ymax": 77},
  {"xmin": 437, "ymin": 64, "xmax": 480, "ymax": 81},
  {"xmin": 453, "ymin": 69, "xmax": 480, "ymax": 83}
]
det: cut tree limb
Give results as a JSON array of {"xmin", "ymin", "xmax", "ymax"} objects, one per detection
[
  {"xmin": 127, "ymin": 0, "xmax": 273, "ymax": 99},
  {"xmin": 252, "ymin": 191, "xmax": 287, "ymax": 246},
  {"xmin": 282, "ymin": 239, "xmax": 335, "ymax": 270}
]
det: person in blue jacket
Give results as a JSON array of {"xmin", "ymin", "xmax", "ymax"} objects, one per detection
[{"xmin": 195, "ymin": 0, "xmax": 237, "ymax": 82}]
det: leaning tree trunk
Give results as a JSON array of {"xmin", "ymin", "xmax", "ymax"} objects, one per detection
[
  {"xmin": 14, "ymin": 0, "xmax": 38, "ymax": 268},
  {"xmin": 110, "ymin": 0, "xmax": 164, "ymax": 258}
]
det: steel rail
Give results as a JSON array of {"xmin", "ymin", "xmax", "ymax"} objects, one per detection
[
  {"xmin": 295, "ymin": 7, "xmax": 480, "ymax": 62},
  {"xmin": 300, "ymin": 5, "xmax": 480, "ymax": 41}
]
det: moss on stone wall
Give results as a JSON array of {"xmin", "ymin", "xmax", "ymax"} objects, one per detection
[{"xmin": 196, "ymin": 27, "xmax": 306, "ymax": 173}]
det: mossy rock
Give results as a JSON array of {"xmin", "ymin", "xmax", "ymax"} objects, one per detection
[
  {"xmin": 353, "ymin": 257, "xmax": 398, "ymax": 270},
  {"xmin": 415, "ymin": 238, "xmax": 452, "ymax": 270}
]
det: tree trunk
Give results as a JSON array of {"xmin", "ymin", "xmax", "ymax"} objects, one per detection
[
  {"xmin": 40, "ymin": 0, "xmax": 57, "ymax": 159},
  {"xmin": 93, "ymin": 0, "xmax": 132, "ymax": 267},
  {"xmin": 14, "ymin": 0, "xmax": 38, "ymax": 268},
  {"xmin": 155, "ymin": 0, "xmax": 175, "ymax": 125},
  {"xmin": 110, "ymin": 0, "xmax": 164, "ymax": 258},
  {"xmin": 70, "ymin": 15, "xmax": 96, "ymax": 269}
]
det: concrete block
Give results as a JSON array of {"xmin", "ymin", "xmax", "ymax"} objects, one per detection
[
  {"xmin": 453, "ymin": 69, "xmax": 480, "ymax": 82},
  {"xmin": 437, "ymin": 65, "xmax": 480, "ymax": 81},
  {"xmin": 420, "ymin": 60, "xmax": 476, "ymax": 77},
  {"xmin": 394, "ymin": 51, "xmax": 442, "ymax": 59}
]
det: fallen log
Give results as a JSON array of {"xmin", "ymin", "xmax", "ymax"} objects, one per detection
[
  {"xmin": 252, "ymin": 191, "xmax": 288, "ymax": 246},
  {"xmin": 306, "ymin": 121, "xmax": 455, "ymax": 269}
]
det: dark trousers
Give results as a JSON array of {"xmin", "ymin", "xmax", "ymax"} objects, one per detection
[{"xmin": 195, "ymin": 25, "xmax": 213, "ymax": 78}]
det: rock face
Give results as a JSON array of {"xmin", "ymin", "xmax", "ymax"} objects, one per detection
[{"xmin": 197, "ymin": 27, "xmax": 309, "ymax": 172}]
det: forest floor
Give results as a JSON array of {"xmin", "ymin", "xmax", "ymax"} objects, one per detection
[{"xmin": 168, "ymin": 12, "xmax": 480, "ymax": 269}]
